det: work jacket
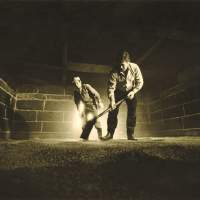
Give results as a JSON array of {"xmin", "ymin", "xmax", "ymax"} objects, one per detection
[
  {"xmin": 74, "ymin": 84, "xmax": 101, "ymax": 110},
  {"xmin": 108, "ymin": 62, "xmax": 144, "ymax": 99}
]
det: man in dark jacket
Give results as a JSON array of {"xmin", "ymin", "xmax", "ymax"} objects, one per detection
[
  {"xmin": 102, "ymin": 51, "xmax": 144, "ymax": 140},
  {"xmin": 73, "ymin": 76, "xmax": 103, "ymax": 140}
]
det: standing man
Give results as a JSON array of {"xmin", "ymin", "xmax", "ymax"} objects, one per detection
[
  {"xmin": 102, "ymin": 51, "xmax": 144, "ymax": 140},
  {"xmin": 73, "ymin": 76, "xmax": 104, "ymax": 140}
]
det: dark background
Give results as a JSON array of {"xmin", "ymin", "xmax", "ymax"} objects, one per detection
[
  {"xmin": 0, "ymin": 0, "xmax": 200, "ymax": 97},
  {"xmin": 0, "ymin": 3, "xmax": 200, "ymax": 199}
]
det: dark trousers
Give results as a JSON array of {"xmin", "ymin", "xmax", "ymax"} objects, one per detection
[
  {"xmin": 82, "ymin": 103, "xmax": 101, "ymax": 130},
  {"xmin": 107, "ymin": 91, "xmax": 137, "ymax": 136},
  {"xmin": 80, "ymin": 103, "xmax": 102, "ymax": 139}
]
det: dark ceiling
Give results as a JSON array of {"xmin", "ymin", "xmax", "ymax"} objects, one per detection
[
  {"xmin": 0, "ymin": 1, "xmax": 200, "ymax": 92},
  {"xmin": 1, "ymin": 1, "xmax": 200, "ymax": 65}
]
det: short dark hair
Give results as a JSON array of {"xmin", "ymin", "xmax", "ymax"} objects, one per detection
[
  {"xmin": 121, "ymin": 51, "xmax": 131, "ymax": 63},
  {"xmin": 113, "ymin": 50, "xmax": 132, "ymax": 70}
]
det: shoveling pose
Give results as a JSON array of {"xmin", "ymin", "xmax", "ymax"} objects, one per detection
[
  {"xmin": 102, "ymin": 50, "xmax": 144, "ymax": 140},
  {"xmin": 72, "ymin": 76, "xmax": 104, "ymax": 141}
]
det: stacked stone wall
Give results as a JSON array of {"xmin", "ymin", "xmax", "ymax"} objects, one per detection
[
  {"xmin": 13, "ymin": 87, "xmax": 77, "ymax": 139},
  {"xmin": 4, "ymin": 75, "xmax": 199, "ymax": 139},
  {"xmin": 0, "ymin": 79, "xmax": 15, "ymax": 139},
  {"xmin": 13, "ymin": 89, "xmax": 149, "ymax": 139},
  {"xmin": 149, "ymin": 81, "xmax": 200, "ymax": 136}
]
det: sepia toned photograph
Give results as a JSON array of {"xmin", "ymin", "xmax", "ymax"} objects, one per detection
[{"xmin": 0, "ymin": 0, "xmax": 200, "ymax": 199}]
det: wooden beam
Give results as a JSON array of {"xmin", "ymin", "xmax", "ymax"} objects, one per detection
[{"xmin": 67, "ymin": 62, "xmax": 112, "ymax": 74}]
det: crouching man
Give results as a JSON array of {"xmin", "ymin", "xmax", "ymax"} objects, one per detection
[{"xmin": 72, "ymin": 76, "xmax": 104, "ymax": 141}]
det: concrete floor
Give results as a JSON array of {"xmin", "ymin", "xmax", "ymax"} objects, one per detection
[
  {"xmin": 0, "ymin": 136, "xmax": 200, "ymax": 200},
  {"xmin": 2, "ymin": 136, "xmax": 199, "ymax": 144}
]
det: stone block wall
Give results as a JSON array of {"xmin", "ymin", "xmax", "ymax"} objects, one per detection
[
  {"xmin": 10, "ymin": 67, "xmax": 150, "ymax": 139},
  {"xmin": 149, "ymin": 81, "xmax": 200, "ymax": 136},
  {"xmin": 13, "ymin": 88, "xmax": 77, "ymax": 139},
  {"xmin": 0, "ymin": 79, "xmax": 15, "ymax": 139},
  {"xmin": 0, "ymin": 73, "xmax": 149, "ymax": 140},
  {"xmin": 11, "ymin": 79, "xmax": 200, "ymax": 139},
  {"xmin": 5, "ymin": 74, "xmax": 198, "ymax": 139},
  {"xmin": 12, "ymin": 88, "xmax": 149, "ymax": 139}
]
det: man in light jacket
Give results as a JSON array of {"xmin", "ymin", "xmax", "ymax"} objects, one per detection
[
  {"xmin": 73, "ymin": 76, "xmax": 104, "ymax": 140},
  {"xmin": 102, "ymin": 51, "xmax": 144, "ymax": 140}
]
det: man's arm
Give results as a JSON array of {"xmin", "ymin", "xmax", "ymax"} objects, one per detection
[
  {"xmin": 85, "ymin": 84, "xmax": 103, "ymax": 108},
  {"xmin": 132, "ymin": 64, "xmax": 144, "ymax": 94},
  {"xmin": 127, "ymin": 63, "xmax": 144, "ymax": 100},
  {"xmin": 74, "ymin": 91, "xmax": 85, "ymax": 117}
]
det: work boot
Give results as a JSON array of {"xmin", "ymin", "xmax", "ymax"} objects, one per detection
[
  {"xmin": 79, "ymin": 137, "xmax": 88, "ymax": 142},
  {"xmin": 102, "ymin": 132, "xmax": 113, "ymax": 141},
  {"xmin": 127, "ymin": 127, "xmax": 137, "ymax": 140},
  {"xmin": 97, "ymin": 128, "xmax": 103, "ymax": 140}
]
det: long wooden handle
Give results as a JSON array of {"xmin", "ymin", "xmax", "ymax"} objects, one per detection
[{"xmin": 96, "ymin": 97, "xmax": 127, "ymax": 119}]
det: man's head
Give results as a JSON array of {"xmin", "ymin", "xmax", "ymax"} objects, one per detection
[
  {"xmin": 120, "ymin": 51, "xmax": 131, "ymax": 72},
  {"xmin": 72, "ymin": 76, "xmax": 82, "ymax": 89}
]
